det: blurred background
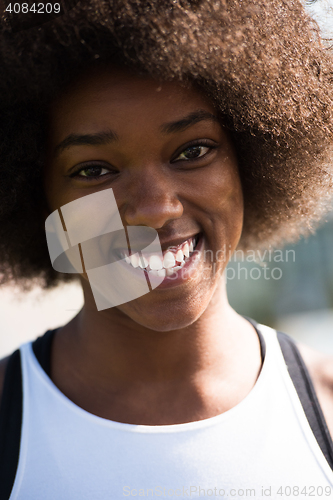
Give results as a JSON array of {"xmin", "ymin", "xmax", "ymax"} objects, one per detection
[
  {"xmin": 1, "ymin": 0, "xmax": 333, "ymax": 358},
  {"xmin": 227, "ymin": 211, "xmax": 333, "ymax": 353}
]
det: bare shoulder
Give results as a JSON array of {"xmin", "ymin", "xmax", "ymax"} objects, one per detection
[
  {"xmin": 0, "ymin": 356, "xmax": 10, "ymax": 407},
  {"xmin": 297, "ymin": 342, "xmax": 333, "ymax": 439}
]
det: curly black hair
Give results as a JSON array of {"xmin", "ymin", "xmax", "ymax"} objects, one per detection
[{"xmin": 0, "ymin": 0, "xmax": 333, "ymax": 289}]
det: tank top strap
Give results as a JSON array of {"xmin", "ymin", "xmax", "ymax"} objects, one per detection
[
  {"xmin": 277, "ymin": 329, "xmax": 333, "ymax": 469},
  {"xmin": 244, "ymin": 316, "xmax": 333, "ymax": 470}
]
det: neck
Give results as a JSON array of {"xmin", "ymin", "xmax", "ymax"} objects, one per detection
[
  {"xmin": 51, "ymin": 279, "xmax": 262, "ymax": 424},
  {"xmin": 58, "ymin": 279, "xmax": 259, "ymax": 385}
]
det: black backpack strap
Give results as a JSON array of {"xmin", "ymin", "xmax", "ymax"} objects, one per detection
[
  {"xmin": 277, "ymin": 330, "xmax": 333, "ymax": 471},
  {"xmin": 0, "ymin": 349, "xmax": 23, "ymax": 500},
  {"xmin": 32, "ymin": 328, "xmax": 57, "ymax": 378},
  {"xmin": 0, "ymin": 329, "xmax": 57, "ymax": 500}
]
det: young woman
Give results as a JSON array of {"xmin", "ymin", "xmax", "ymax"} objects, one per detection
[{"xmin": 1, "ymin": 1, "xmax": 333, "ymax": 498}]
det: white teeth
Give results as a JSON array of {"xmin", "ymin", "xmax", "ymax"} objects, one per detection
[
  {"xmin": 163, "ymin": 251, "xmax": 176, "ymax": 269},
  {"xmin": 183, "ymin": 242, "xmax": 190, "ymax": 258},
  {"xmin": 138, "ymin": 255, "xmax": 148, "ymax": 268},
  {"xmin": 122, "ymin": 235, "xmax": 199, "ymax": 272},
  {"xmin": 130, "ymin": 253, "xmax": 140, "ymax": 268},
  {"xmin": 149, "ymin": 269, "xmax": 159, "ymax": 276},
  {"xmin": 166, "ymin": 265, "xmax": 183, "ymax": 276},
  {"xmin": 149, "ymin": 255, "xmax": 163, "ymax": 270},
  {"xmin": 149, "ymin": 268, "xmax": 166, "ymax": 278},
  {"xmin": 175, "ymin": 249, "xmax": 184, "ymax": 263}
]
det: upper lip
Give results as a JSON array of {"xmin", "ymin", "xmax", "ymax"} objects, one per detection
[
  {"xmin": 114, "ymin": 232, "xmax": 201, "ymax": 257},
  {"xmin": 159, "ymin": 233, "xmax": 200, "ymax": 252}
]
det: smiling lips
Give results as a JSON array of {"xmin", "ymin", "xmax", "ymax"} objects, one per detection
[{"xmin": 120, "ymin": 235, "xmax": 199, "ymax": 278}]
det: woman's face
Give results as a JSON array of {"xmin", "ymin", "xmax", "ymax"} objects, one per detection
[{"xmin": 45, "ymin": 66, "xmax": 244, "ymax": 331}]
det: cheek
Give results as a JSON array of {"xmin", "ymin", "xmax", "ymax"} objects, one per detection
[
  {"xmin": 208, "ymin": 164, "xmax": 244, "ymax": 219},
  {"xmin": 208, "ymin": 165, "xmax": 244, "ymax": 250},
  {"xmin": 224, "ymin": 173, "xmax": 244, "ymax": 222}
]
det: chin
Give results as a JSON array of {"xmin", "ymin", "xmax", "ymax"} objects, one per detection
[
  {"xmin": 133, "ymin": 316, "xmax": 199, "ymax": 333},
  {"xmin": 119, "ymin": 297, "xmax": 207, "ymax": 333}
]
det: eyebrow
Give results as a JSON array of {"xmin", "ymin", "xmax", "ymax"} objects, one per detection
[
  {"xmin": 53, "ymin": 109, "xmax": 219, "ymax": 157},
  {"xmin": 160, "ymin": 110, "xmax": 220, "ymax": 134},
  {"xmin": 54, "ymin": 129, "xmax": 118, "ymax": 157}
]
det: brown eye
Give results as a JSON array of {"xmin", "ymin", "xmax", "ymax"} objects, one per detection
[
  {"xmin": 69, "ymin": 163, "xmax": 116, "ymax": 179},
  {"xmin": 78, "ymin": 166, "xmax": 109, "ymax": 177},
  {"xmin": 174, "ymin": 144, "xmax": 213, "ymax": 162}
]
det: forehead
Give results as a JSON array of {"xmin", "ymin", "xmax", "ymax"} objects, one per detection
[{"xmin": 48, "ymin": 67, "xmax": 216, "ymax": 140}]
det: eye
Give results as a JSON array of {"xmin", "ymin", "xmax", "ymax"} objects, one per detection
[
  {"xmin": 69, "ymin": 163, "xmax": 116, "ymax": 179},
  {"xmin": 173, "ymin": 141, "xmax": 217, "ymax": 163}
]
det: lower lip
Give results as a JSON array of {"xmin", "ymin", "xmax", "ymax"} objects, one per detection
[{"xmin": 145, "ymin": 234, "xmax": 204, "ymax": 290}]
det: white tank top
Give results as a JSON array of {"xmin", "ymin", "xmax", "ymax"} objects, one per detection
[{"xmin": 9, "ymin": 324, "xmax": 333, "ymax": 500}]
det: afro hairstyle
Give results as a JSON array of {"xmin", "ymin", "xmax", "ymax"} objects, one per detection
[{"xmin": 0, "ymin": 0, "xmax": 333, "ymax": 288}]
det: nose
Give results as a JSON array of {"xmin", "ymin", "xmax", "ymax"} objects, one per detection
[{"xmin": 122, "ymin": 167, "xmax": 184, "ymax": 229}]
